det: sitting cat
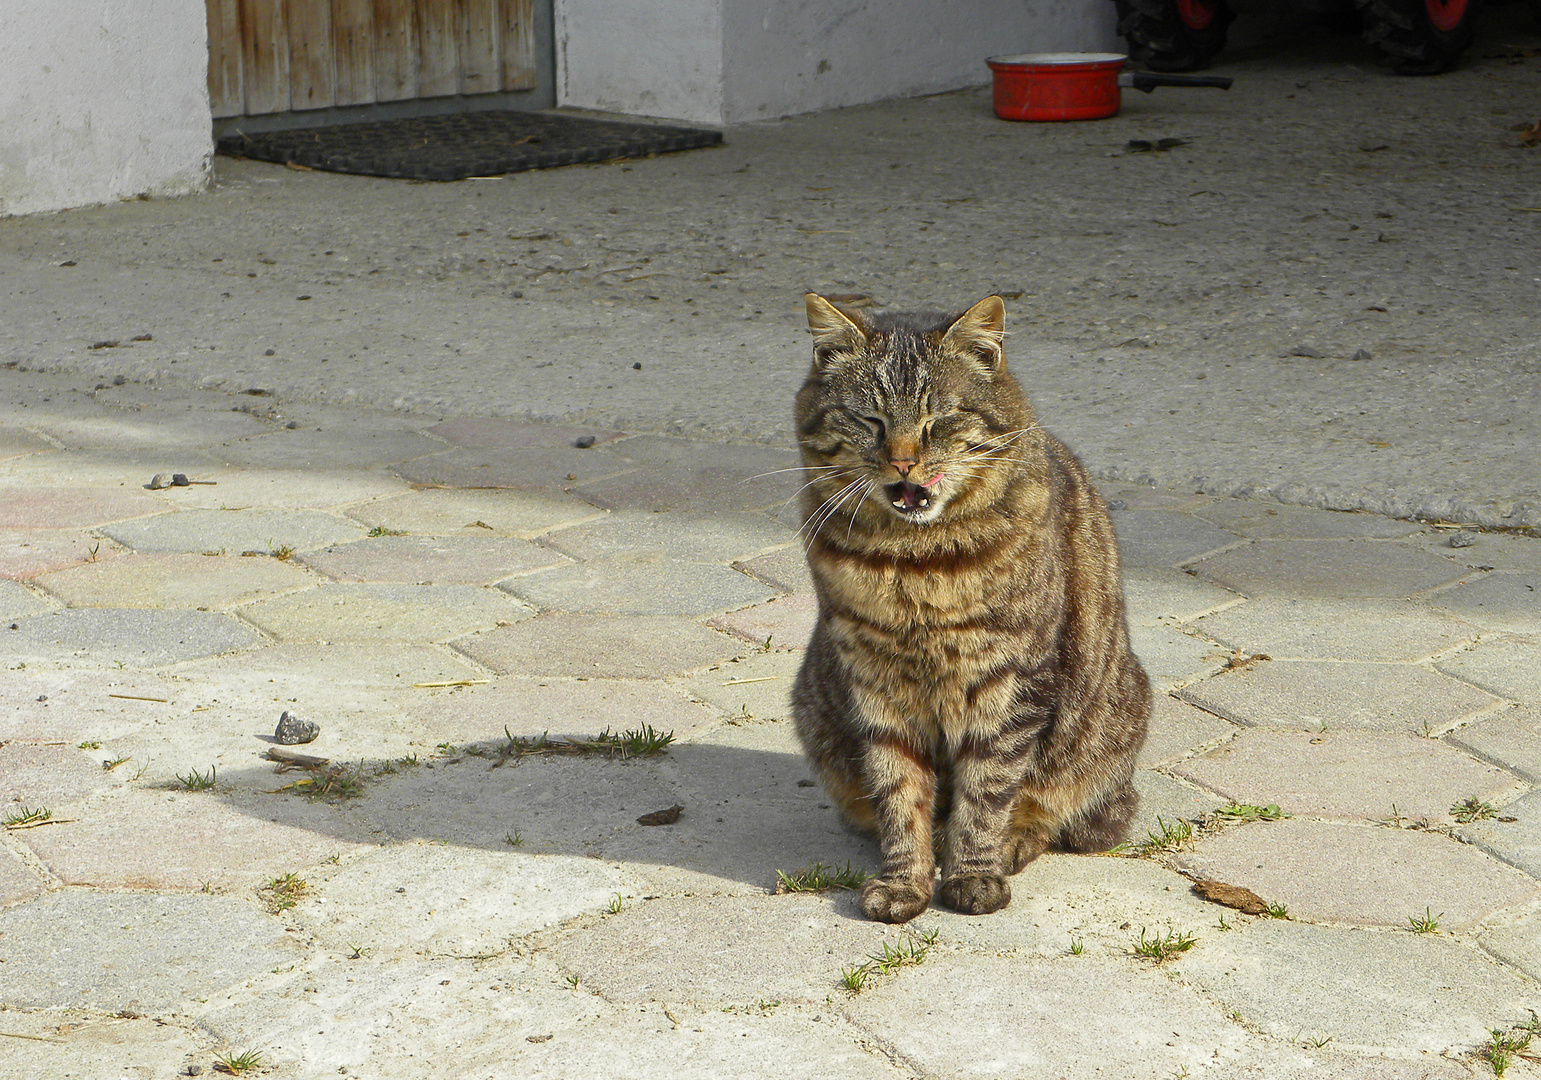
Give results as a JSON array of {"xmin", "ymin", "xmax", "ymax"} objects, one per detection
[{"xmin": 791, "ymin": 293, "xmax": 1150, "ymax": 923}]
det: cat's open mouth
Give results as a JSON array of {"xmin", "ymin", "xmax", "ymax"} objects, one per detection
[{"xmin": 886, "ymin": 480, "xmax": 933, "ymax": 514}]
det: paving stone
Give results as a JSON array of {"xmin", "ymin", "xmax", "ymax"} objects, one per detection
[
  {"xmin": 0, "ymin": 446, "xmax": 221, "ymax": 492},
  {"xmin": 145, "ymin": 466, "xmax": 410, "ymax": 510},
  {"xmin": 1172, "ymin": 818, "xmax": 1540, "ymax": 929},
  {"xmin": 1436, "ymin": 637, "xmax": 1541, "ymax": 704},
  {"xmin": 1175, "ymin": 918, "xmax": 1541, "ymax": 1055},
  {"xmin": 99, "ymin": 507, "xmax": 363, "ymax": 555},
  {"xmin": 33, "ymin": 551, "xmax": 314, "ymax": 609},
  {"xmin": 455, "ymin": 614, "xmax": 746, "ymax": 678},
  {"xmin": 0, "ymin": 741, "xmax": 128, "ymax": 808},
  {"xmin": 393, "ymin": 443, "xmax": 638, "ymax": 491},
  {"xmin": 734, "ymin": 543, "xmax": 815, "ymax": 595},
  {"xmin": 1191, "ymin": 597, "xmax": 1481, "ymax": 662},
  {"xmin": 213, "ymin": 425, "xmax": 445, "ymax": 470},
  {"xmin": 1132, "ymin": 770, "xmax": 1223, "ymax": 836},
  {"xmin": 0, "ymin": 486, "xmax": 167, "ymax": 529},
  {"xmin": 1177, "ymin": 660, "xmax": 1503, "ymax": 734},
  {"xmin": 1459, "ymin": 787, "xmax": 1541, "ymax": 879},
  {"xmin": 1478, "ymin": 904, "xmax": 1541, "ymax": 982},
  {"xmin": 0, "ymin": 426, "xmax": 49, "ymax": 460},
  {"xmin": 394, "ymin": 676, "xmax": 721, "ymax": 745},
  {"xmin": 1122, "ymin": 568, "xmax": 1243, "ymax": 624},
  {"xmin": 291, "ymin": 843, "xmax": 624, "ymax": 959},
  {"xmin": 502, "ymin": 557, "xmax": 777, "ymax": 617},
  {"xmin": 0, "ymin": 663, "xmax": 186, "ymax": 743},
  {"xmin": 572, "ymin": 435, "xmax": 802, "ymax": 513},
  {"xmin": 1139, "ymin": 693, "xmax": 1240, "ymax": 767},
  {"xmin": 1100, "ymin": 485, "xmax": 1213, "ymax": 513},
  {"xmin": 0, "ymin": 846, "xmax": 46, "ymax": 907},
  {"xmin": 0, "ymin": 891, "xmax": 300, "ymax": 1011},
  {"xmin": 298, "ymin": 533, "xmax": 570, "ymax": 585},
  {"xmin": 0, "ymin": 528, "xmax": 120, "ymax": 579},
  {"xmin": 19, "ymin": 786, "xmax": 375, "ymax": 891},
  {"xmin": 682, "ymin": 650, "xmax": 802, "ymax": 722},
  {"xmin": 346, "ymin": 486, "xmax": 602, "ymax": 538},
  {"xmin": 542, "ymin": 509, "xmax": 797, "ymax": 564},
  {"xmin": 1111, "ymin": 509, "xmax": 1243, "ymax": 569},
  {"xmin": 0, "ymin": 1009, "xmax": 215, "ymax": 1078},
  {"xmin": 7, "ymin": 608, "xmax": 266, "ymax": 666},
  {"xmin": 1432, "ymin": 572, "xmax": 1541, "ymax": 633},
  {"xmin": 38, "ymin": 405, "xmax": 272, "ymax": 452},
  {"xmin": 1192, "ymin": 500, "xmax": 1422, "ymax": 540},
  {"xmin": 1418, "ymin": 530, "xmax": 1541, "ymax": 574},
  {"xmin": 0, "ymin": 578, "xmax": 56, "ymax": 619},
  {"xmin": 706, "ymin": 593, "xmax": 815, "ymax": 651},
  {"xmin": 430, "ymin": 416, "xmax": 625, "ymax": 455},
  {"xmin": 241, "ymin": 581, "xmax": 531, "ymax": 643},
  {"xmin": 1129, "ymin": 622, "xmax": 1229, "ymax": 691},
  {"xmin": 844, "ymin": 950, "xmax": 1258, "ymax": 1080},
  {"xmin": 1448, "ymin": 705, "xmax": 1541, "ymax": 783},
  {"xmin": 1171, "ymin": 729, "xmax": 1522, "ymax": 823},
  {"xmin": 1191, "ymin": 539, "xmax": 1470, "ymax": 599}
]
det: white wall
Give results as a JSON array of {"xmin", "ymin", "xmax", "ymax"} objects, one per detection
[
  {"xmin": 557, "ymin": 0, "xmax": 1117, "ymax": 125},
  {"xmin": 0, "ymin": 0, "xmax": 213, "ymax": 217}
]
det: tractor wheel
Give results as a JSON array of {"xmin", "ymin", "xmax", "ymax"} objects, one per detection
[
  {"xmin": 1115, "ymin": 0, "xmax": 1236, "ymax": 72},
  {"xmin": 1357, "ymin": 0, "xmax": 1480, "ymax": 73}
]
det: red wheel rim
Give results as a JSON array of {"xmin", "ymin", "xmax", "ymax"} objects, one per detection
[
  {"xmin": 1424, "ymin": 0, "xmax": 1467, "ymax": 31},
  {"xmin": 1175, "ymin": 0, "xmax": 1218, "ymax": 30}
]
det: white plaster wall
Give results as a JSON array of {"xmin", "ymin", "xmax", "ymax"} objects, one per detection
[
  {"xmin": 556, "ymin": 0, "xmax": 1116, "ymax": 125},
  {"xmin": 0, "ymin": 0, "xmax": 213, "ymax": 217}
]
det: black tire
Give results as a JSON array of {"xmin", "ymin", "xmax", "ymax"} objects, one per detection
[
  {"xmin": 1356, "ymin": 0, "xmax": 1480, "ymax": 73},
  {"xmin": 1114, "ymin": 0, "xmax": 1235, "ymax": 72}
]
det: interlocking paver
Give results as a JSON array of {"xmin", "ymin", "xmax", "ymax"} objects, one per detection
[
  {"xmin": 1129, "ymin": 623, "xmax": 1228, "ymax": 690},
  {"xmin": 1458, "ymin": 788, "xmax": 1541, "ymax": 879},
  {"xmin": 0, "ymin": 847, "xmax": 46, "ymax": 907},
  {"xmin": 733, "ymin": 544, "xmax": 815, "ymax": 595},
  {"xmin": 0, "ymin": 663, "xmax": 185, "ymax": 742},
  {"xmin": 33, "ymin": 551, "xmax": 314, "ymax": 609},
  {"xmin": 1122, "ymin": 567, "xmax": 1243, "ymax": 623},
  {"xmin": 34, "ymin": 405, "xmax": 272, "ymax": 452},
  {"xmin": 1139, "ymin": 693, "xmax": 1241, "ymax": 767},
  {"xmin": 1190, "ymin": 597, "xmax": 1480, "ymax": 661},
  {"xmin": 1480, "ymin": 906, "xmax": 1541, "ymax": 982},
  {"xmin": 346, "ymin": 486, "xmax": 602, "ymax": 538},
  {"xmin": 1436, "ymin": 637, "xmax": 1541, "ymax": 703},
  {"xmin": 1191, "ymin": 539, "xmax": 1470, "ymax": 598},
  {"xmin": 455, "ymin": 613, "xmax": 745, "ymax": 678},
  {"xmin": 1170, "ymin": 729, "xmax": 1523, "ymax": 822},
  {"xmin": 0, "ymin": 426, "xmax": 49, "ymax": 460},
  {"xmin": 0, "ymin": 742, "xmax": 127, "ymax": 807},
  {"xmin": 298, "ymin": 533, "xmax": 570, "ymax": 584},
  {"xmin": 99, "ymin": 507, "xmax": 364, "ymax": 555},
  {"xmin": 1432, "ymin": 572, "xmax": 1541, "ymax": 633},
  {"xmin": 1448, "ymin": 705, "xmax": 1541, "ymax": 784},
  {"xmin": 0, "ymin": 486, "xmax": 167, "ymax": 528},
  {"xmin": 8, "ymin": 607, "xmax": 266, "ymax": 666},
  {"xmin": 706, "ymin": 592, "xmax": 815, "ymax": 650},
  {"xmin": 240, "ymin": 582, "xmax": 531, "ymax": 643},
  {"xmin": 0, "ymin": 528, "xmax": 121, "ymax": 579},
  {"xmin": 502, "ymin": 556, "xmax": 777, "ymax": 616},
  {"xmin": 682, "ymin": 650, "xmax": 801, "ymax": 721},
  {"xmin": 1173, "ymin": 818, "xmax": 1540, "ymax": 929},
  {"xmin": 1111, "ymin": 508, "xmax": 1243, "ymax": 568},
  {"xmin": 542, "ymin": 509, "xmax": 796, "ymax": 563},
  {"xmin": 571, "ymin": 435, "xmax": 801, "ymax": 513},
  {"xmin": 1177, "ymin": 659, "xmax": 1503, "ymax": 734},
  {"xmin": 1191, "ymin": 500, "xmax": 1422, "ymax": 540},
  {"xmin": 213, "ymin": 426, "xmax": 445, "ymax": 470},
  {"xmin": 0, "ymin": 577, "xmax": 56, "ymax": 619}
]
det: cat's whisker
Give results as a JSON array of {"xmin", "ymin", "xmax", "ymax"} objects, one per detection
[
  {"xmin": 741, "ymin": 463, "xmax": 848, "ymax": 484},
  {"xmin": 801, "ymin": 475, "xmax": 872, "ymax": 543}
]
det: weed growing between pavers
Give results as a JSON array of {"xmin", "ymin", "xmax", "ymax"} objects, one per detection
[
  {"xmin": 839, "ymin": 926, "xmax": 938, "ymax": 993},
  {"xmin": 2, "ymin": 806, "xmax": 52, "ymax": 828},
  {"xmin": 774, "ymin": 860, "xmax": 870, "ymax": 893},
  {"xmin": 464, "ymin": 724, "xmax": 675, "ymax": 765},
  {"xmin": 214, "ymin": 1047, "xmax": 265, "ymax": 1074},
  {"xmin": 1452, "ymin": 795, "xmax": 1499, "ymax": 823},
  {"xmin": 1408, "ymin": 906, "xmax": 1443, "ymax": 933},
  {"xmin": 176, "ymin": 764, "xmax": 217, "ymax": 791},
  {"xmin": 258, "ymin": 873, "xmax": 308, "ymax": 914},
  {"xmin": 1132, "ymin": 927, "xmax": 1197, "ymax": 963}
]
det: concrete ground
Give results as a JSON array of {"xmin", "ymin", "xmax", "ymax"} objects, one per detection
[{"xmin": 2, "ymin": 13, "xmax": 1540, "ymax": 1080}]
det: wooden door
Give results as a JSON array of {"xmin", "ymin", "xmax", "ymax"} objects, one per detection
[{"xmin": 208, "ymin": 0, "xmax": 536, "ymax": 118}]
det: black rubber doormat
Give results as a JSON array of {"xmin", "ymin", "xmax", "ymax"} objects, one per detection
[{"xmin": 216, "ymin": 110, "xmax": 723, "ymax": 181}]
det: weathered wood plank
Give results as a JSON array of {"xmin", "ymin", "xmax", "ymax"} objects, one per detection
[
  {"xmin": 374, "ymin": 0, "xmax": 417, "ymax": 101},
  {"xmin": 414, "ymin": 0, "xmax": 460, "ymax": 99},
  {"xmin": 499, "ymin": 0, "xmax": 536, "ymax": 91},
  {"xmin": 460, "ymin": 0, "xmax": 499, "ymax": 96},
  {"xmin": 332, "ymin": 0, "xmax": 377, "ymax": 106},
  {"xmin": 287, "ymin": 0, "xmax": 336, "ymax": 110},
  {"xmin": 206, "ymin": 0, "xmax": 245, "ymax": 118},
  {"xmin": 241, "ymin": 0, "xmax": 291, "ymax": 115}
]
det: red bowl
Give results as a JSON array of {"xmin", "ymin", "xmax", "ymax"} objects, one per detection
[{"xmin": 986, "ymin": 52, "xmax": 1127, "ymax": 122}]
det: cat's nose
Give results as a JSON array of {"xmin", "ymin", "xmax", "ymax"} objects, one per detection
[{"xmin": 890, "ymin": 458, "xmax": 917, "ymax": 476}]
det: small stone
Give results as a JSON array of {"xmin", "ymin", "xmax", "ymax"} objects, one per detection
[
  {"xmin": 1286, "ymin": 345, "xmax": 1323, "ymax": 359},
  {"xmin": 264, "ymin": 348, "xmax": 275, "ymax": 356},
  {"xmin": 1106, "ymin": 498, "xmax": 1128, "ymax": 511},
  {"xmin": 171, "ymin": 473, "xmax": 191, "ymax": 486},
  {"xmin": 148, "ymin": 473, "xmax": 172, "ymax": 490},
  {"xmin": 632, "ymin": 362, "xmax": 642, "ymax": 370},
  {"xmin": 275, "ymin": 710, "xmax": 320, "ymax": 745},
  {"xmin": 1448, "ymin": 531, "xmax": 1477, "ymax": 548},
  {"xmin": 1351, "ymin": 348, "xmax": 1373, "ymax": 361},
  {"xmin": 574, "ymin": 435, "xmax": 597, "ymax": 449},
  {"xmin": 284, "ymin": 420, "xmax": 300, "ymax": 429}
]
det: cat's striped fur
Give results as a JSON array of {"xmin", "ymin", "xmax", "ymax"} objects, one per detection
[{"xmin": 791, "ymin": 293, "xmax": 1150, "ymax": 923}]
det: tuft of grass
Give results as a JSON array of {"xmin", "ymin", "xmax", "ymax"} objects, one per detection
[
  {"xmin": 1213, "ymin": 802, "xmax": 1288, "ymax": 823},
  {"xmin": 3, "ymin": 806, "xmax": 51, "ymax": 828},
  {"xmin": 78, "ymin": 740, "xmax": 102, "ymax": 750},
  {"xmin": 1452, "ymin": 796, "xmax": 1497, "ymax": 824},
  {"xmin": 775, "ymin": 860, "xmax": 870, "ymax": 894},
  {"xmin": 259, "ymin": 872, "xmax": 308, "ymax": 914},
  {"xmin": 1484, "ymin": 1027, "xmax": 1532, "ymax": 1078},
  {"xmin": 1133, "ymin": 927, "xmax": 1197, "ymax": 963},
  {"xmin": 274, "ymin": 761, "xmax": 368, "ymax": 802},
  {"xmin": 267, "ymin": 539, "xmax": 295, "ymax": 561},
  {"xmin": 839, "ymin": 927, "xmax": 938, "ymax": 993},
  {"xmin": 1069, "ymin": 936, "xmax": 1084, "ymax": 956},
  {"xmin": 367, "ymin": 525, "xmax": 407, "ymax": 537},
  {"xmin": 103, "ymin": 754, "xmax": 131, "ymax": 771},
  {"xmin": 1265, "ymin": 902, "xmax": 1290, "ymax": 920},
  {"xmin": 1120, "ymin": 816, "xmax": 1195, "ymax": 858},
  {"xmin": 177, "ymin": 765, "xmax": 217, "ymax": 791},
  {"xmin": 494, "ymin": 724, "xmax": 674, "ymax": 764},
  {"xmin": 1408, "ymin": 907, "xmax": 1442, "ymax": 934},
  {"xmin": 214, "ymin": 1048, "xmax": 264, "ymax": 1075},
  {"xmin": 607, "ymin": 893, "xmax": 624, "ymax": 915},
  {"xmin": 505, "ymin": 829, "xmax": 524, "ymax": 847}
]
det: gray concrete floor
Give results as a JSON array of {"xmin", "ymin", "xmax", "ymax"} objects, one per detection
[{"xmin": 1, "ymin": 11, "xmax": 1539, "ymax": 1080}]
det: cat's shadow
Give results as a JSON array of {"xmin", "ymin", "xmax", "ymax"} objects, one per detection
[{"xmin": 215, "ymin": 733, "xmax": 879, "ymax": 901}]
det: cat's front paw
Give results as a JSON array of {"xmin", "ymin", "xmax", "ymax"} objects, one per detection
[
  {"xmin": 940, "ymin": 873, "xmax": 1011, "ymax": 915},
  {"xmin": 859, "ymin": 877, "xmax": 931, "ymax": 923}
]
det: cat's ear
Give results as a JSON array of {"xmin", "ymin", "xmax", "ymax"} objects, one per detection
[
  {"xmin": 943, "ymin": 295, "xmax": 1007, "ymax": 372},
  {"xmin": 804, "ymin": 293, "xmax": 869, "ymax": 370}
]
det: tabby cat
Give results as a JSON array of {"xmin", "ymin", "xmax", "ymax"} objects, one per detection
[{"xmin": 791, "ymin": 293, "xmax": 1150, "ymax": 924}]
